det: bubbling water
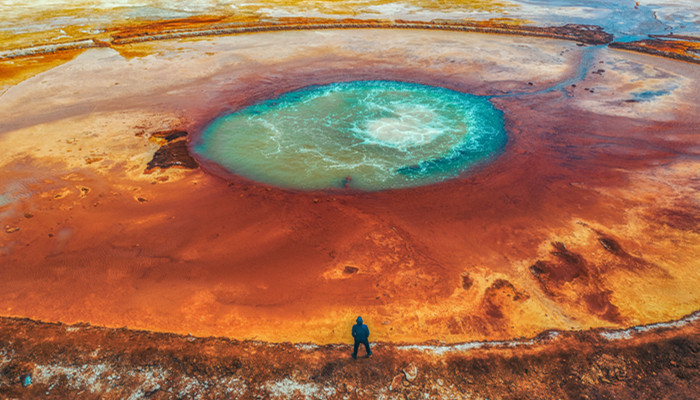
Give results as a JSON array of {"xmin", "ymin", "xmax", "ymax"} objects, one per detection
[{"xmin": 195, "ymin": 81, "xmax": 506, "ymax": 191}]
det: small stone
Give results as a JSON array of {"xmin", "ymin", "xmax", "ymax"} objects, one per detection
[
  {"xmin": 85, "ymin": 157, "xmax": 103, "ymax": 165},
  {"xmin": 23, "ymin": 213, "xmax": 33, "ymax": 219},
  {"xmin": 343, "ymin": 266, "xmax": 359, "ymax": 274},
  {"xmin": 4, "ymin": 225, "xmax": 19, "ymax": 234},
  {"xmin": 461, "ymin": 273, "xmax": 473, "ymax": 290},
  {"xmin": 403, "ymin": 363, "xmax": 418, "ymax": 382},
  {"xmin": 437, "ymin": 378, "xmax": 444, "ymax": 386},
  {"xmin": 390, "ymin": 374, "xmax": 404, "ymax": 391},
  {"xmin": 150, "ymin": 130, "xmax": 188, "ymax": 142}
]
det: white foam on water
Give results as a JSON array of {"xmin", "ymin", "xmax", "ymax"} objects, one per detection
[
  {"xmin": 363, "ymin": 104, "xmax": 443, "ymax": 149},
  {"xmin": 197, "ymin": 80, "xmax": 505, "ymax": 190}
]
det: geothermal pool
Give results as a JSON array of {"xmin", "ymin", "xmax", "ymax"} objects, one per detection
[
  {"xmin": 1, "ymin": 1, "xmax": 700, "ymax": 397},
  {"xmin": 195, "ymin": 81, "xmax": 506, "ymax": 190},
  {"xmin": 1, "ymin": 27, "xmax": 699, "ymax": 345}
]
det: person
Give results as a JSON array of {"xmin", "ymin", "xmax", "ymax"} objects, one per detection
[{"xmin": 351, "ymin": 316, "xmax": 372, "ymax": 359}]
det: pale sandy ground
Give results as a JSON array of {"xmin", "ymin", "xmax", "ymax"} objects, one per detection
[
  {"xmin": 0, "ymin": 30, "xmax": 698, "ymax": 343},
  {"xmin": 0, "ymin": 30, "xmax": 582, "ymax": 174},
  {"xmin": 1, "ymin": 0, "xmax": 698, "ymax": 55},
  {"xmin": 1, "ymin": 0, "xmax": 697, "ymax": 34}
]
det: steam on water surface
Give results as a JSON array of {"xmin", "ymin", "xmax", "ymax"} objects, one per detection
[{"xmin": 195, "ymin": 81, "xmax": 506, "ymax": 191}]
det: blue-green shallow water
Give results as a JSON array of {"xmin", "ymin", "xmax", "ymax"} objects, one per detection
[{"xmin": 194, "ymin": 81, "xmax": 507, "ymax": 191}]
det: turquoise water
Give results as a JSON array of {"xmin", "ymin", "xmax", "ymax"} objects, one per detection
[{"xmin": 194, "ymin": 81, "xmax": 506, "ymax": 191}]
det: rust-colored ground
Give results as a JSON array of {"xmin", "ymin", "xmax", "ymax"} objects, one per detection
[
  {"xmin": 0, "ymin": 27, "xmax": 698, "ymax": 345},
  {"xmin": 0, "ymin": 313, "xmax": 698, "ymax": 398}
]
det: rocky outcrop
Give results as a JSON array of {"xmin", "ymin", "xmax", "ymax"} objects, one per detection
[{"xmin": 146, "ymin": 130, "xmax": 199, "ymax": 171}]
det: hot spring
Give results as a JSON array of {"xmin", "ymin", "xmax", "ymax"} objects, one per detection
[{"xmin": 195, "ymin": 80, "xmax": 507, "ymax": 190}]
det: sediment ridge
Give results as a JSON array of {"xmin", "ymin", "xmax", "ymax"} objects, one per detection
[
  {"xmin": 609, "ymin": 36, "xmax": 700, "ymax": 64},
  {"xmin": 4, "ymin": 18, "xmax": 698, "ymax": 66},
  {"xmin": 0, "ymin": 312, "xmax": 697, "ymax": 399},
  {"xmin": 0, "ymin": 19, "xmax": 616, "ymax": 60}
]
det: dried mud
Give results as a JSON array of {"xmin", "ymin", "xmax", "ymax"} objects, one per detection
[{"xmin": 0, "ymin": 315, "xmax": 698, "ymax": 399}]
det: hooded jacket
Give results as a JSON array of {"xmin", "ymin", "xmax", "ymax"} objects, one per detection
[{"xmin": 352, "ymin": 317, "xmax": 370, "ymax": 341}]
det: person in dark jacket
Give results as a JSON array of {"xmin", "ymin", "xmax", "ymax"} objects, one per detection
[{"xmin": 351, "ymin": 316, "xmax": 372, "ymax": 359}]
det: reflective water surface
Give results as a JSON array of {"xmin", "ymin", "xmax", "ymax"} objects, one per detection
[{"xmin": 195, "ymin": 81, "xmax": 506, "ymax": 190}]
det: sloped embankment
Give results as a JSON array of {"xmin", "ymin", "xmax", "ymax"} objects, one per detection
[{"xmin": 0, "ymin": 314, "xmax": 698, "ymax": 399}]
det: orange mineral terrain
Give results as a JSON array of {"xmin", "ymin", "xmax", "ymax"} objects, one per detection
[{"xmin": 0, "ymin": 3, "xmax": 699, "ymax": 399}]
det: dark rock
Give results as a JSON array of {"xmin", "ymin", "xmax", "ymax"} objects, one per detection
[
  {"xmin": 150, "ymin": 130, "xmax": 189, "ymax": 142},
  {"xmin": 529, "ymin": 262, "xmax": 545, "ymax": 277},
  {"xmin": 559, "ymin": 24, "xmax": 613, "ymax": 44},
  {"xmin": 598, "ymin": 237, "xmax": 622, "ymax": 254},
  {"xmin": 461, "ymin": 273, "xmax": 473, "ymax": 290},
  {"xmin": 146, "ymin": 140, "xmax": 199, "ymax": 171},
  {"xmin": 344, "ymin": 266, "xmax": 359, "ymax": 274}
]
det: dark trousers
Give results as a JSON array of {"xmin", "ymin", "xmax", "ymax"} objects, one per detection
[{"xmin": 353, "ymin": 339, "xmax": 371, "ymax": 357}]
